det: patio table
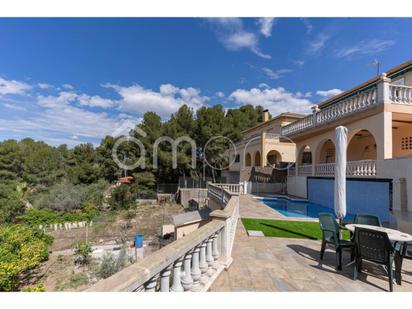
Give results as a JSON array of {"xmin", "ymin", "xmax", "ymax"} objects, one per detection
[{"xmin": 346, "ymin": 224, "xmax": 412, "ymax": 285}]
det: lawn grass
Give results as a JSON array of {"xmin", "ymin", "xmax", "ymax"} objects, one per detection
[{"xmin": 241, "ymin": 218, "xmax": 350, "ymax": 240}]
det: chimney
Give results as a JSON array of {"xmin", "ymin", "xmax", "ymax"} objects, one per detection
[{"xmin": 263, "ymin": 109, "xmax": 269, "ymax": 122}]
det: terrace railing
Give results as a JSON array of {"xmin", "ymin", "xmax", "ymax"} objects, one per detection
[
  {"xmin": 87, "ymin": 184, "xmax": 239, "ymax": 292},
  {"xmin": 315, "ymin": 163, "xmax": 335, "ymax": 177},
  {"xmin": 313, "ymin": 160, "xmax": 377, "ymax": 177},
  {"xmin": 281, "ymin": 73, "xmax": 412, "ymax": 137},
  {"xmin": 212, "ymin": 183, "xmax": 245, "ymax": 195},
  {"xmin": 281, "ymin": 87, "xmax": 378, "ymax": 136},
  {"xmin": 297, "ymin": 164, "xmax": 313, "ymax": 176},
  {"xmin": 346, "ymin": 160, "xmax": 377, "ymax": 176},
  {"xmin": 389, "ymin": 84, "xmax": 412, "ymax": 105}
]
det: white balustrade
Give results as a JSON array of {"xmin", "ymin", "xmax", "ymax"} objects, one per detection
[
  {"xmin": 288, "ymin": 166, "xmax": 296, "ymax": 176},
  {"xmin": 389, "ymin": 84, "xmax": 412, "ymax": 104},
  {"xmin": 347, "ymin": 160, "xmax": 377, "ymax": 176},
  {"xmin": 88, "ymin": 184, "xmax": 239, "ymax": 292},
  {"xmin": 212, "ymin": 183, "xmax": 244, "ymax": 194},
  {"xmin": 297, "ymin": 164, "xmax": 313, "ymax": 176},
  {"xmin": 314, "ymin": 160, "xmax": 377, "ymax": 177},
  {"xmin": 315, "ymin": 163, "xmax": 335, "ymax": 177},
  {"xmin": 281, "ymin": 87, "xmax": 378, "ymax": 136}
]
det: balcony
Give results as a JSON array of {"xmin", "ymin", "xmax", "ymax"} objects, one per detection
[{"xmin": 281, "ymin": 76, "xmax": 412, "ymax": 137}]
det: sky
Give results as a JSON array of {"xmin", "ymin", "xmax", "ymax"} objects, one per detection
[{"xmin": 0, "ymin": 17, "xmax": 411, "ymax": 147}]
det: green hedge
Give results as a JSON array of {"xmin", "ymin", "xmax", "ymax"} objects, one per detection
[{"xmin": 18, "ymin": 208, "xmax": 96, "ymax": 226}]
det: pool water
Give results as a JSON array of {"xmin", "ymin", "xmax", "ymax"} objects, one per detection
[{"xmin": 261, "ymin": 197, "xmax": 355, "ymax": 220}]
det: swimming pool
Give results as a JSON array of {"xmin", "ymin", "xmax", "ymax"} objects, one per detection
[{"xmin": 260, "ymin": 196, "xmax": 355, "ymax": 220}]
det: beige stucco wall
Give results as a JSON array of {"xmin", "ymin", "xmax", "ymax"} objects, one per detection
[
  {"xmin": 293, "ymin": 111, "xmax": 391, "ymax": 177},
  {"xmin": 383, "ymin": 157, "xmax": 412, "ymax": 212},
  {"xmin": 392, "ymin": 124, "xmax": 412, "ymax": 158},
  {"xmin": 392, "ymin": 70, "xmax": 412, "ymax": 86}
]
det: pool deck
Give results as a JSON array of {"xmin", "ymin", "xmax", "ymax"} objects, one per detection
[
  {"xmin": 239, "ymin": 194, "xmax": 318, "ymax": 222},
  {"xmin": 210, "ymin": 194, "xmax": 412, "ymax": 292},
  {"xmin": 211, "ymin": 221, "xmax": 412, "ymax": 292}
]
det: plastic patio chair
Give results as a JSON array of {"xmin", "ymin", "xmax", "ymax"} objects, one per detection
[
  {"xmin": 353, "ymin": 227, "xmax": 395, "ymax": 292},
  {"xmin": 319, "ymin": 213, "xmax": 354, "ymax": 270},
  {"xmin": 354, "ymin": 213, "xmax": 382, "ymax": 227}
]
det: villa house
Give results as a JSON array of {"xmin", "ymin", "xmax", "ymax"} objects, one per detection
[
  {"xmin": 229, "ymin": 59, "xmax": 412, "ymax": 228},
  {"xmin": 224, "ymin": 111, "xmax": 304, "ymax": 188}
]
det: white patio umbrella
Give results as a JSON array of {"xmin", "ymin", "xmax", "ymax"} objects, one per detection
[{"xmin": 334, "ymin": 126, "xmax": 348, "ymax": 222}]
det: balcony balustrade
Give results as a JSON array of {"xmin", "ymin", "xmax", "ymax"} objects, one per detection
[
  {"xmin": 289, "ymin": 160, "xmax": 377, "ymax": 178},
  {"xmin": 281, "ymin": 76, "xmax": 412, "ymax": 137}
]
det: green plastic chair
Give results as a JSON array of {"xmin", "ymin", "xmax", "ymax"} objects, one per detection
[
  {"xmin": 353, "ymin": 227, "xmax": 394, "ymax": 292},
  {"xmin": 319, "ymin": 213, "xmax": 354, "ymax": 270},
  {"xmin": 354, "ymin": 213, "xmax": 382, "ymax": 227}
]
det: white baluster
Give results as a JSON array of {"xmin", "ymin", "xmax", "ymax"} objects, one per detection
[
  {"xmin": 212, "ymin": 231, "xmax": 220, "ymax": 269},
  {"xmin": 190, "ymin": 246, "xmax": 201, "ymax": 291},
  {"xmin": 145, "ymin": 274, "xmax": 159, "ymax": 292},
  {"xmin": 170, "ymin": 258, "xmax": 184, "ymax": 292},
  {"xmin": 160, "ymin": 265, "xmax": 172, "ymax": 292},
  {"xmin": 182, "ymin": 251, "xmax": 194, "ymax": 291},
  {"xmin": 206, "ymin": 235, "xmax": 215, "ymax": 276},
  {"xmin": 199, "ymin": 241, "xmax": 208, "ymax": 284}
]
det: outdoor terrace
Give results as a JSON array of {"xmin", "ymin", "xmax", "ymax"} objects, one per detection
[{"xmin": 211, "ymin": 195, "xmax": 412, "ymax": 292}]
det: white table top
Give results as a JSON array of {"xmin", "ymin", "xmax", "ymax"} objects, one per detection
[{"xmin": 346, "ymin": 224, "xmax": 412, "ymax": 242}]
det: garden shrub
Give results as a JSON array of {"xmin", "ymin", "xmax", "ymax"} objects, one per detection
[
  {"xmin": 96, "ymin": 248, "xmax": 126, "ymax": 279},
  {"xmin": 0, "ymin": 225, "xmax": 53, "ymax": 291},
  {"xmin": 73, "ymin": 240, "xmax": 92, "ymax": 265}
]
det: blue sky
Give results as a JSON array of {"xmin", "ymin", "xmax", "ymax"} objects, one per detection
[{"xmin": 0, "ymin": 18, "xmax": 411, "ymax": 147}]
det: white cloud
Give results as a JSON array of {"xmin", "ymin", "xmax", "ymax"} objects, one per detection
[
  {"xmin": 258, "ymin": 18, "xmax": 276, "ymax": 37},
  {"xmin": 229, "ymin": 86, "xmax": 313, "ymax": 115},
  {"xmin": 0, "ymin": 77, "xmax": 31, "ymax": 95},
  {"xmin": 258, "ymin": 83, "xmax": 269, "ymax": 89},
  {"xmin": 308, "ymin": 33, "xmax": 331, "ymax": 54},
  {"xmin": 316, "ymin": 88, "xmax": 343, "ymax": 98},
  {"xmin": 206, "ymin": 18, "xmax": 271, "ymax": 59},
  {"xmin": 293, "ymin": 60, "xmax": 305, "ymax": 67},
  {"xmin": 3, "ymin": 103, "xmax": 27, "ymax": 111},
  {"xmin": 38, "ymin": 91, "xmax": 115, "ymax": 109},
  {"xmin": 335, "ymin": 39, "xmax": 395, "ymax": 58},
  {"xmin": 301, "ymin": 18, "xmax": 313, "ymax": 34},
  {"xmin": 215, "ymin": 91, "xmax": 225, "ymax": 98},
  {"xmin": 0, "ymin": 101, "xmax": 134, "ymax": 146},
  {"xmin": 105, "ymin": 83, "xmax": 209, "ymax": 118},
  {"xmin": 262, "ymin": 67, "xmax": 293, "ymax": 80},
  {"xmin": 38, "ymin": 91, "xmax": 77, "ymax": 108},
  {"xmin": 62, "ymin": 83, "xmax": 74, "ymax": 90},
  {"xmin": 37, "ymin": 83, "xmax": 52, "ymax": 89},
  {"xmin": 77, "ymin": 94, "xmax": 115, "ymax": 108}
]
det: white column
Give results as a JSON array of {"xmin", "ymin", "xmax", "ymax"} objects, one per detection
[
  {"xmin": 377, "ymin": 73, "xmax": 391, "ymax": 104},
  {"xmin": 182, "ymin": 251, "xmax": 194, "ymax": 291},
  {"xmin": 170, "ymin": 258, "xmax": 184, "ymax": 292}
]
